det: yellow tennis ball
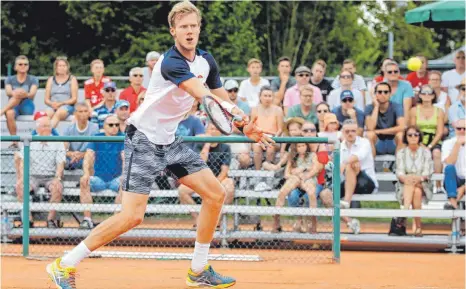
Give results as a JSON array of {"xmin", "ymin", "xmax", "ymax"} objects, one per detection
[{"xmin": 407, "ymin": 57, "xmax": 422, "ymax": 72}]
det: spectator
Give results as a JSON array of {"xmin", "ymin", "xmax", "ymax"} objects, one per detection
[
  {"xmin": 178, "ymin": 123, "xmax": 235, "ymax": 228},
  {"xmin": 384, "ymin": 61, "xmax": 414, "ymax": 118},
  {"xmin": 91, "ymin": 81, "xmax": 117, "ymax": 130},
  {"xmin": 224, "ymin": 79, "xmax": 250, "ymax": 115},
  {"xmin": 115, "ymin": 100, "xmax": 130, "ymax": 134},
  {"xmin": 283, "ymin": 65, "xmax": 323, "ymax": 115},
  {"xmin": 44, "ymin": 56, "xmax": 78, "ymax": 128},
  {"xmin": 409, "ymin": 84, "xmax": 445, "ymax": 193},
  {"xmin": 286, "ymin": 84, "xmax": 318, "ymax": 124},
  {"xmin": 15, "ymin": 116, "xmax": 65, "ymax": 228},
  {"xmin": 302, "ymin": 121, "xmax": 319, "ymax": 152},
  {"xmin": 332, "ymin": 90, "xmax": 365, "ymax": 136},
  {"xmin": 238, "ymin": 58, "xmax": 270, "ymax": 107},
  {"xmin": 1, "ymin": 55, "xmax": 38, "ymax": 148},
  {"xmin": 429, "ymin": 70, "xmax": 451, "ymax": 115},
  {"xmin": 442, "ymin": 50, "xmax": 465, "ymax": 103},
  {"xmin": 448, "ymin": 78, "xmax": 466, "ymax": 137},
  {"xmin": 79, "ymin": 115, "xmax": 125, "ymax": 229},
  {"xmin": 142, "ymin": 51, "xmax": 161, "ymax": 88},
  {"xmin": 251, "ymin": 86, "xmax": 283, "ymax": 171},
  {"xmin": 331, "ymin": 59, "xmax": 367, "ymax": 99},
  {"xmin": 84, "ymin": 59, "xmax": 111, "ymax": 109},
  {"xmin": 365, "ymin": 82, "xmax": 404, "ymax": 157},
  {"xmin": 406, "ymin": 55, "xmax": 429, "ymax": 90},
  {"xmin": 442, "ymin": 119, "xmax": 465, "ymax": 210},
  {"xmin": 327, "ymin": 70, "xmax": 365, "ymax": 111},
  {"xmin": 271, "ymin": 56, "xmax": 296, "ymax": 106},
  {"xmin": 63, "ymin": 103, "xmax": 99, "ymax": 170},
  {"xmin": 395, "ymin": 126, "xmax": 434, "ymax": 237},
  {"xmin": 120, "ymin": 67, "xmax": 146, "ymax": 113},
  {"xmin": 176, "ymin": 100, "xmax": 205, "ymax": 149},
  {"xmin": 310, "ymin": 59, "xmax": 333, "ymax": 102},
  {"xmin": 137, "ymin": 90, "xmax": 146, "ymax": 108},
  {"xmin": 317, "ymin": 113, "xmax": 342, "ymax": 141},
  {"xmin": 315, "ymin": 102, "xmax": 330, "ymax": 132},
  {"xmin": 273, "ymin": 143, "xmax": 318, "ymax": 233},
  {"xmin": 340, "ymin": 119, "xmax": 378, "ymax": 210},
  {"xmin": 373, "ymin": 58, "xmax": 397, "ymax": 84},
  {"xmin": 31, "ymin": 111, "xmax": 60, "ymax": 136}
]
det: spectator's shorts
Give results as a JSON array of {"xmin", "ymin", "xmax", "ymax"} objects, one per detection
[
  {"xmin": 47, "ymin": 104, "xmax": 75, "ymax": 116},
  {"xmin": 90, "ymin": 176, "xmax": 120, "ymax": 192},
  {"xmin": 122, "ymin": 125, "xmax": 208, "ymax": 194},
  {"xmin": 375, "ymin": 138, "xmax": 396, "ymax": 155},
  {"xmin": 288, "ymin": 184, "xmax": 324, "ymax": 207},
  {"xmin": 66, "ymin": 157, "xmax": 83, "ymax": 170},
  {"xmin": 13, "ymin": 99, "xmax": 35, "ymax": 117},
  {"xmin": 340, "ymin": 171, "xmax": 375, "ymax": 197},
  {"xmin": 30, "ymin": 175, "xmax": 61, "ymax": 191}
]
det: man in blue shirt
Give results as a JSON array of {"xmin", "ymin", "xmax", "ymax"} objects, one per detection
[
  {"xmin": 448, "ymin": 79, "xmax": 465, "ymax": 137},
  {"xmin": 91, "ymin": 81, "xmax": 117, "ymax": 130},
  {"xmin": 384, "ymin": 61, "xmax": 414, "ymax": 118},
  {"xmin": 79, "ymin": 115, "xmax": 124, "ymax": 229},
  {"xmin": 332, "ymin": 90, "xmax": 365, "ymax": 136}
]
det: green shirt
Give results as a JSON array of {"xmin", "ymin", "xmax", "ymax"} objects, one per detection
[{"xmin": 286, "ymin": 104, "xmax": 318, "ymax": 124}]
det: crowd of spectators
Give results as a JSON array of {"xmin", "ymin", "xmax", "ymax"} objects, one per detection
[{"xmin": 3, "ymin": 50, "xmax": 465, "ymax": 236}]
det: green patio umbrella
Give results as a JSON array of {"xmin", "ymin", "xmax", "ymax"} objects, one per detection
[{"xmin": 405, "ymin": 0, "xmax": 465, "ymax": 29}]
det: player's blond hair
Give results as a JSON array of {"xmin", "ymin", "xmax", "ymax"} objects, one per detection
[{"xmin": 168, "ymin": 1, "xmax": 202, "ymax": 29}]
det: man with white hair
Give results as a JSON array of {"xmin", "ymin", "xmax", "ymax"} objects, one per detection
[
  {"xmin": 120, "ymin": 67, "xmax": 146, "ymax": 113},
  {"xmin": 142, "ymin": 51, "xmax": 161, "ymax": 88},
  {"xmin": 15, "ymin": 115, "xmax": 66, "ymax": 228}
]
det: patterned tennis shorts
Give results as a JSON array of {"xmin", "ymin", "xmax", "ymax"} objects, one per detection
[{"xmin": 122, "ymin": 125, "xmax": 208, "ymax": 194}]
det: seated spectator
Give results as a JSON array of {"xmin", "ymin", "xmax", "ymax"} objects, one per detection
[
  {"xmin": 286, "ymin": 84, "xmax": 318, "ymax": 124},
  {"xmin": 340, "ymin": 119, "xmax": 378, "ymax": 209},
  {"xmin": 115, "ymin": 100, "xmax": 130, "ymax": 133},
  {"xmin": 442, "ymin": 50, "xmax": 465, "ymax": 104},
  {"xmin": 332, "ymin": 59, "xmax": 367, "ymax": 99},
  {"xmin": 91, "ymin": 81, "xmax": 117, "ymax": 130},
  {"xmin": 327, "ymin": 70, "xmax": 365, "ymax": 111},
  {"xmin": 137, "ymin": 90, "xmax": 146, "ymax": 108},
  {"xmin": 409, "ymin": 84, "xmax": 445, "ymax": 193},
  {"xmin": 273, "ymin": 143, "xmax": 318, "ymax": 233},
  {"xmin": 365, "ymin": 82, "xmax": 404, "ymax": 157},
  {"xmin": 31, "ymin": 111, "xmax": 59, "ymax": 136},
  {"xmin": 142, "ymin": 51, "xmax": 161, "ymax": 88},
  {"xmin": 224, "ymin": 79, "xmax": 250, "ymax": 115},
  {"xmin": 84, "ymin": 59, "xmax": 111, "ymax": 110},
  {"xmin": 442, "ymin": 119, "xmax": 465, "ymax": 210},
  {"xmin": 395, "ymin": 126, "xmax": 434, "ymax": 237},
  {"xmin": 120, "ymin": 67, "xmax": 146, "ymax": 113},
  {"xmin": 238, "ymin": 58, "xmax": 270, "ymax": 107},
  {"xmin": 406, "ymin": 55, "xmax": 429, "ymax": 90},
  {"xmin": 384, "ymin": 61, "xmax": 414, "ymax": 118},
  {"xmin": 448, "ymin": 79, "xmax": 466, "ymax": 137},
  {"xmin": 302, "ymin": 121, "xmax": 319, "ymax": 152},
  {"xmin": 373, "ymin": 58, "xmax": 396, "ymax": 84},
  {"xmin": 178, "ymin": 123, "xmax": 235, "ymax": 227},
  {"xmin": 317, "ymin": 113, "xmax": 342, "ymax": 141},
  {"xmin": 251, "ymin": 86, "xmax": 283, "ymax": 172},
  {"xmin": 310, "ymin": 59, "xmax": 333, "ymax": 102},
  {"xmin": 271, "ymin": 56, "xmax": 296, "ymax": 106},
  {"xmin": 63, "ymin": 103, "xmax": 99, "ymax": 170},
  {"xmin": 44, "ymin": 56, "xmax": 78, "ymax": 128},
  {"xmin": 79, "ymin": 115, "xmax": 125, "ymax": 229},
  {"xmin": 15, "ymin": 115, "xmax": 65, "ymax": 228},
  {"xmin": 283, "ymin": 66, "xmax": 323, "ymax": 115},
  {"xmin": 332, "ymin": 90, "xmax": 365, "ymax": 136},
  {"xmin": 429, "ymin": 71, "xmax": 450, "ymax": 124},
  {"xmin": 176, "ymin": 100, "xmax": 206, "ymax": 149},
  {"xmin": 1, "ymin": 55, "xmax": 38, "ymax": 148},
  {"xmin": 315, "ymin": 102, "xmax": 330, "ymax": 132}
]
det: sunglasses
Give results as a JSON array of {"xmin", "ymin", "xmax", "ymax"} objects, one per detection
[
  {"xmin": 132, "ymin": 74, "xmax": 143, "ymax": 78},
  {"xmin": 303, "ymin": 128, "xmax": 317, "ymax": 133},
  {"xmin": 227, "ymin": 88, "xmax": 238, "ymax": 93},
  {"xmin": 317, "ymin": 109, "xmax": 329, "ymax": 113},
  {"xmin": 297, "ymin": 73, "xmax": 310, "ymax": 77},
  {"xmin": 387, "ymin": 70, "xmax": 399, "ymax": 74},
  {"xmin": 420, "ymin": 91, "xmax": 433, "ymax": 95},
  {"xmin": 345, "ymin": 129, "xmax": 357, "ymax": 134},
  {"xmin": 106, "ymin": 123, "xmax": 120, "ymax": 128},
  {"xmin": 105, "ymin": 88, "xmax": 116, "ymax": 92},
  {"xmin": 340, "ymin": 75, "xmax": 352, "ymax": 79},
  {"xmin": 455, "ymin": 127, "xmax": 466, "ymax": 131},
  {"xmin": 376, "ymin": 90, "xmax": 390, "ymax": 95},
  {"xmin": 461, "ymin": 87, "xmax": 466, "ymax": 91},
  {"xmin": 18, "ymin": 63, "xmax": 29, "ymax": 66},
  {"xmin": 456, "ymin": 56, "xmax": 466, "ymax": 59},
  {"xmin": 342, "ymin": 98, "xmax": 353, "ymax": 103},
  {"xmin": 407, "ymin": 133, "xmax": 420, "ymax": 137}
]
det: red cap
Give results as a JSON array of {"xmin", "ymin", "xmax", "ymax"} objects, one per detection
[{"xmin": 33, "ymin": 111, "xmax": 48, "ymax": 121}]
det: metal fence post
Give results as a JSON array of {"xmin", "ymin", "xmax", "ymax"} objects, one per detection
[
  {"xmin": 22, "ymin": 137, "xmax": 31, "ymax": 257},
  {"xmin": 332, "ymin": 140, "xmax": 341, "ymax": 263}
]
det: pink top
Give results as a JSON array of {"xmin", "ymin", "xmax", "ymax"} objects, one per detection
[{"xmin": 283, "ymin": 84, "xmax": 323, "ymax": 108}]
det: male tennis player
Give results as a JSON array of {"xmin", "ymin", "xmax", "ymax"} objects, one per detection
[{"xmin": 46, "ymin": 1, "xmax": 272, "ymax": 288}]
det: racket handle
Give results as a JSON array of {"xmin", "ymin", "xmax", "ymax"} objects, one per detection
[{"xmin": 232, "ymin": 115, "xmax": 244, "ymax": 133}]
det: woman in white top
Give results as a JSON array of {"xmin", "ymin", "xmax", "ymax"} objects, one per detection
[{"xmin": 429, "ymin": 70, "xmax": 450, "ymax": 126}]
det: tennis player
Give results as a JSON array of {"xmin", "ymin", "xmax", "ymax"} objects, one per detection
[{"xmin": 46, "ymin": 1, "xmax": 272, "ymax": 288}]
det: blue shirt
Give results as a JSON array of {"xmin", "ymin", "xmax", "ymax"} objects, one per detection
[
  {"xmin": 32, "ymin": 129, "xmax": 59, "ymax": 136},
  {"xmin": 332, "ymin": 106, "xmax": 365, "ymax": 128},
  {"xmin": 86, "ymin": 132, "xmax": 125, "ymax": 182},
  {"xmin": 64, "ymin": 122, "xmax": 100, "ymax": 152},
  {"xmin": 237, "ymin": 100, "xmax": 251, "ymax": 116},
  {"xmin": 91, "ymin": 104, "xmax": 116, "ymax": 130},
  {"xmin": 4, "ymin": 75, "xmax": 39, "ymax": 92},
  {"xmin": 176, "ymin": 115, "xmax": 205, "ymax": 149},
  {"xmin": 364, "ymin": 102, "xmax": 403, "ymax": 140},
  {"xmin": 389, "ymin": 80, "xmax": 414, "ymax": 106},
  {"xmin": 448, "ymin": 100, "xmax": 465, "ymax": 137}
]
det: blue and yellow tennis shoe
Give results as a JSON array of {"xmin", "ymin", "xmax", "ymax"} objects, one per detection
[{"xmin": 186, "ymin": 264, "xmax": 236, "ymax": 288}]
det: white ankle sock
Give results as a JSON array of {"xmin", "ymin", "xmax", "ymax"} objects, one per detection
[
  {"xmin": 191, "ymin": 242, "xmax": 210, "ymax": 274},
  {"xmin": 60, "ymin": 242, "xmax": 91, "ymax": 267}
]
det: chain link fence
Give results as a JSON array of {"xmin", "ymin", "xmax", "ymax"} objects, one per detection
[{"xmin": 1, "ymin": 136, "xmax": 340, "ymax": 263}]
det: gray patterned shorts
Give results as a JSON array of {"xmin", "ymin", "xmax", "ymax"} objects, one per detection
[{"xmin": 122, "ymin": 125, "xmax": 208, "ymax": 194}]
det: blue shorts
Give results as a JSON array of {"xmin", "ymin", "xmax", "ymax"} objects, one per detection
[
  {"xmin": 13, "ymin": 98, "xmax": 35, "ymax": 117},
  {"xmin": 288, "ymin": 184, "xmax": 324, "ymax": 207},
  {"xmin": 90, "ymin": 176, "xmax": 120, "ymax": 192},
  {"xmin": 65, "ymin": 157, "xmax": 83, "ymax": 170},
  {"xmin": 47, "ymin": 104, "xmax": 75, "ymax": 116},
  {"xmin": 375, "ymin": 139, "xmax": 396, "ymax": 155}
]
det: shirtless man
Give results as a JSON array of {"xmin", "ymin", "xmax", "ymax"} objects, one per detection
[{"xmin": 251, "ymin": 86, "xmax": 284, "ymax": 171}]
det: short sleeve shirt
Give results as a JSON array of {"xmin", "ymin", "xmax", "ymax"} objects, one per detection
[
  {"xmin": 64, "ymin": 122, "xmax": 100, "ymax": 152},
  {"xmin": 270, "ymin": 77, "xmax": 296, "ymax": 92},
  {"xmin": 87, "ymin": 132, "xmax": 125, "ymax": 182},
  {"xmin": 84, "ymin": 76, "xmax": 112, "ymax": 107},
  {"xmin": 194, "ymin": 143, "xmax": 231, "ymax": 177},
  {"xmin": 332, "ymin": 106, "xmax": 365, "ymax": 128},
  {"xmin": 364, "ymin": 102, "xmax": 403, "ymax": 140},
  {"xmin": 5, "ymin": 75, "xmax": 39, "ymax": 93}
]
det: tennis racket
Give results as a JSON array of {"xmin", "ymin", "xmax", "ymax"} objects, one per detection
[{"xmin": 202, "ymin": 95, "xmax": 244, "ymax": 135}]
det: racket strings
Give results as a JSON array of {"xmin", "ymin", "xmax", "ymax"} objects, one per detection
[{"xmin": 205, "ymin": 97, "xmax": 232, "ymax": 133}]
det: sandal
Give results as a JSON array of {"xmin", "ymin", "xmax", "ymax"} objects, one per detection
[{"xmin": 414, "ymin": 228, "xmax": 423, "ymax": 237}]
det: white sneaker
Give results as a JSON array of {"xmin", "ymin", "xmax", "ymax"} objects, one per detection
[
  {"xmin": 435, "ymin": 187, "xmax": 446, "ymax": 194},
  {"xmin": 347, "ymin": 219, "xmax": 360, "ymax": 234},
  {"xmin": 340, "ymin": 200, "xmax": 350, "ymax": 209},
  {"xmin": 255, "ymin": 182, "xmax": 272, "ymax": 192}
]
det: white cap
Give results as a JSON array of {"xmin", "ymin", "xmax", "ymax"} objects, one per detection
[
  {"xmin": 146, "ymin": 51, "xmax": 161, "ymax": 62},
  {"xmin": 224, "ymin": 79, "xmax": 239, "ymax": 90}
]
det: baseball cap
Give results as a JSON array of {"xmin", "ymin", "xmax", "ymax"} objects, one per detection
[
  {"xmin": 33, "ymin": 111, "xmax": 48, "ymax": 121},
  {"xmin": 295, "ymin": 66, "xmax": 311, "ymax": 74},
  {"xmin": 104, "ymin": 81, "xmax": 117, "ymax": 90},
  {"xmin": 115, "ymin": 100, "xmax": 130, "ymax": 110},
  {"xmin": 324, "ymin": 113, "xmax": 339, "ymax": 130},
  {"xmin": 224, "ymin": 79, "xmax": 239, "ymax": 91},
  {"xmin": 146, "ymin": 51, "xmax": 161, "ymax": 62},
  {"xmin": 340, "ymin": 90, "xmax": 354, "ymax": 101}
]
